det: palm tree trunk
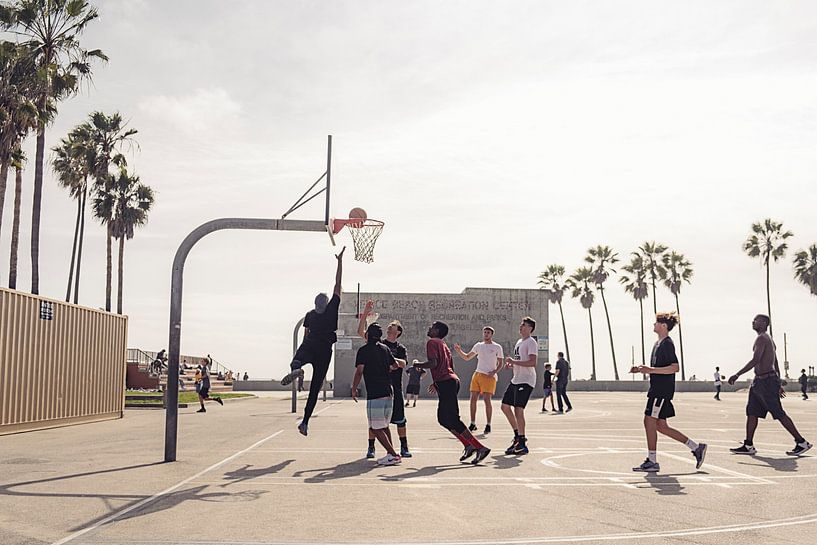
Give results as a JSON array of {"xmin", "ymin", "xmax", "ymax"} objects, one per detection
[
  {"xmin": 73, "ymin": 187, "xmax": 87, "ymax": 304},
  {"xmin": 639, "ymin": 298, "xmax": 647, "ymax": 380},
  {"xmin": 66, "ymin": 198, "xmax": 81, "ymax": 302},
  {"xmin": 675, "ymin": 293, "xmax": 685, "ymax": 380},
  {"xmin": 651, "ymin": 267, "xmax": 658, "ymax": 314},
  {"xmin": 766, "ymin": 260, "xmax": 773, "ymax": 338},
  {"xmin": 558, "ymin": 301, "xmax": 571, "ymax": 363},
  {"xmin": 117, "ymin": 235, "xmax": 125, "ymax": 314},
  {"xmin": 8, "ymin": 165, "xmax": 23, "ymax": 289},
  {"xmin": 30, "ymin": 126, "xmax": 45, "ymax": 294},
  {"xmin": 105, "ymin": 225, "xmax": 113, "ymax": 312},
  {"xmin": 599, "ymin": 287, "xmax": 619, "ymax": 380},
  {"xmin": 0, "ymin": 160, "xmax": 8, "ymax": 279},
  {"xmin": 588, "ymin": 308, "xmax": 596, "ymax": 380}
]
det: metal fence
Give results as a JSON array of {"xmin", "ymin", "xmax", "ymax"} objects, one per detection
[{"xmin": 0, "ymin": 288, "xmax": 128, "ymax": 435}]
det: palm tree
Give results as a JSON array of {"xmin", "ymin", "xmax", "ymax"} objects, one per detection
[
  {"xmin": 52, "ymin": 130, "xmax": 89, "ymax": 301},
  {"xmin": 84, "ymin": 112, "xmax": 137, "ymax": 311},
  {"xmin": 742, "ymin": 219, "xmax": 793, "ymax": 338},
  {"xmin": 638, "ymin": 241, "xmax": 667, "ymax": 314},
  {"xmin": 1, "ymin": 0, "xmax": 107, "ymax": 294},
  {"xmin": 619, "ymin": 253, "xmax": 650, "ymax": 372},
  {"xmin": 569, "ymin": 266, "xmax": 597, "ymax": 380},
  {"xmin": 538, "ymin": 264, "xmax": 571, "ymax": 363},
  {"xmin": 662, "ymin": 251, "xmax": 693, "ymax": 380},
  {"xmin": 7, "ymin": 146, "xmax": 24, "ymax": 289},
  {"xmin": 586, "ymin": 245, "xmax": 620, "ymax": 380},
  {"xmin": 793, "ymin": 245, "xmax": 817, "ymax": 297},
  {"xmin": 93, "ymin": 167, "xmax": 154, "ymax": 315}
]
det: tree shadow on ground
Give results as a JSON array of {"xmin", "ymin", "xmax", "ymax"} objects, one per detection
[
  {"xmin": 643, "ymin": 473, "xmax": 687, "ymax": 495},
  {"xmin": 292, "ymin": 459, "xmax": 382, "ymax": 483},
  {"xmin": 220, "ymin": 460, "xmax": 295, "ymax": 487},
  {"xmin": 737, "ymin": 454, "xmax": 800, "ymax": 472}
]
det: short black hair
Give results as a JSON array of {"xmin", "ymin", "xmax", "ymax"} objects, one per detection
[
  {"xmin": 432, "ymin": 321, "xmax": 449, "ymax": 338},
  {"xmin": 366, "ymin": 323, "xmax": 383, "ymax": 342},
  {"xmin": 522, "ymin": 316, "xmax": 536, "ymax": 331},
  {"xmin": 389, "ymin": 320, "xmax": 403, "ymax": 338},
  {"xmin": 756, "ymin": 314, "xmax": 771, "ymax": 328},
  {"xmin": 656, "ymin": 312, "xmax": 679, "ymax": 331},
  {"xmin": 545, "ymin": 363, "xmax": 551, "ymax": 369},
  {"xmin": 557, "ymin": 351, "xmax": 564, "ymax": 358}
]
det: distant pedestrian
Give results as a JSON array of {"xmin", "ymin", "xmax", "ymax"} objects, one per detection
[
  {"xmin": 404, "ymin": 366, "xmax": 425, "ymax": 407},
  {"xmin": 554, "ymin": 352, "xmax": 572, "ymax": 414},
  {"xmin": 714, "ymin": 366, "xmax": 723, "ymax": 400},
  {"xmin": 799, "ymin": 369, "xmax": 809, "ymax": 400},
  {"xmin": 541, "ymin": 363, "xmax": 556, "ymax": 412},
  {"xmin": 196, "ymin": 359, "xmax": 223, "ymax": 413},
  {"xmin": 728, "ymin": 315, "xmax": 811, "ymax": 456},
  {"xmin": 243, "ymin": 372, "xmax": 249, "ymax": 381}
]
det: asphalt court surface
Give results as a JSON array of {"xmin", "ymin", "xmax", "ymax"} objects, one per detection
[{"xmin": 1, "ymin": 392, "xmax": 816, "ymax": 545}]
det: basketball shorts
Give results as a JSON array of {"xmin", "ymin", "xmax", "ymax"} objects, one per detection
[
  {"xmin": 470, "ymin": 372, "xmax": 497, "ymax": 395},
  {"xmin": 542, "ymin": 387, "xmax": 552, "ymax": 397},
  {"xmin": 502, "ymin": 382, "xmax": 534, "ymax": 408},
  {"xmin": 746, "ymin": 376, "xmax": 787, "ymax": 420},
  {"xmin": 366, "ymin": 397, "xmax": 393, "ymax": 429},
  {"xmin": 406, "ymin": 383, "xmax": 421, "ymax": 396},
  {"xmin": 644, "ymin": 397, "xmax": 675, "ymax": 419}
]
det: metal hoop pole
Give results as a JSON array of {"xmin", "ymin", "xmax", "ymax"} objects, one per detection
[{"xmin": 164, "ymin": 218, "xmax": 325, "ymax": 462}]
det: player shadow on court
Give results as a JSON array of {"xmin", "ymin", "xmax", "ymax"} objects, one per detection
[
  {"xmin": 642, "ymin": 473, "xmax": 687, "ymax": 496},
  {"xmin": 380, "ymin": 463, "xmax": 477, "ymax": 482},
  {"xmin": 220, "ymin": 460, "xmax": 295, "ymax": 487},
  {"xmin": 292, "ymin": 459, "xmax": 384, "ymax": 483},
  {"xmin": 491, "ymin": 455, "xmax": 523, "ymax": 470},
  {"xmin": 736, "ymin": 454, "xmax": 800, "ymax": 472}
]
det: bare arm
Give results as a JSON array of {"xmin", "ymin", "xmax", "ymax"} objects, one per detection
[
  {"xmin": 506, "ymin": 354, "xmax": 537, "ymax": 368},
  {"xmin": 356, "ymin": 299, "xmax": 374, "ymax": 339},
  {"xmin": 333, "ymin": 247, "xmax": 346, "ymax": 297},
  {"xmin": 729, "ymin": 338, "xmax": 767, "ymax": 384},
  {"xmin": 636, "ymin": 363, "xmax": 679, "ymax": 375},
  {"xmin": 453, "ymin": 344, "xmax": 476, "ymax": 361},
  {"xmin": 351, "ymin": 364, "xmax": 364, "ymax": 400},
  {"xmin": 413, "ymin": 358, "xmax": 438, "ymax": 370}
]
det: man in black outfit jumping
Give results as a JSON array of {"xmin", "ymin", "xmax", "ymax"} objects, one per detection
[{"xmin": 281, "ymin": 247, "xmax": 345, "ymax": 436}]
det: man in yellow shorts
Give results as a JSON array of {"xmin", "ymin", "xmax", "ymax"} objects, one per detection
[{"xmin": 454, "ymin": 326, "xmax": 504, "ymax": 434}]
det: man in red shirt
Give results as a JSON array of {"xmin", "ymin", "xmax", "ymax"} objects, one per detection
[{"xmin": 413, "ymin": 321, "xmax": 491, "ymax": 465}]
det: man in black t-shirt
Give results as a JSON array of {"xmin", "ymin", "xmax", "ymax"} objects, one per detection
[
  {"xmin": 541, "ymin": 364, "xmax": 555, "ymax": 412},
  {"xmin": 352, "ymin": 323, "xmax": 401, "ymax": 466},
  {"xmin": 630, "ymin": 312, "xmax": 707, "ymax": 473},
  {"xmin": 281, "ymin": 247, "xmax": 345, "ymax": 437},
  {"xmin": 357, "ymin": 300, "xmax": 413, "ymax": 459}
]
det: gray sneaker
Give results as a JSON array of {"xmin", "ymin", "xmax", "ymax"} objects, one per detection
[
  {"xmin": 281, "ymin": 368, "xmax": 304, "ymax": 387},
  {"xmin": 692, "ymin": 443, "xmax": 707, "ymax": 469},
  {"xmin": 632, "ymin": 459, "xmax": 660, "ymax": 472}
]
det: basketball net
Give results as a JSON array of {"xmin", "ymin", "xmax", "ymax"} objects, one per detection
[{"xmin": 345, "ymin": 219, "xmax": 384, "ymax": 264}]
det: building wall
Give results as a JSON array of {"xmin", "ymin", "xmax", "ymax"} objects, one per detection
[
  {"xmin": 333, "ymin": 287, "xmax": 550, "ymax": 399},
  {"xmin": 0, "ymin": 288, "xmax": 128, "ymax": 435}
]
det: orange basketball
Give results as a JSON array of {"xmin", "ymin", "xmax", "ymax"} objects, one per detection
[{"xmin": 349, "ymin": 207, "xmax": 367, "ymax": 220}]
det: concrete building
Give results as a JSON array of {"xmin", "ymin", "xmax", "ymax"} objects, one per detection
[{"xmin": 333, "ymin": 287, "xmax": 550, "ymax": 399}]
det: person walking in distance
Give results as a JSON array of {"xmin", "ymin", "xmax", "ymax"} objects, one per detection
[
  {"xmin": 281, "ymin": 247, "xmax": 346, "ymax": 436},
  {"xmin": 541, "ymin": 364, "xmax": 556, "ymax": 412},
  {"xmin": 554, "ymin": 352, "xmax": 572, "ymax": 414},
  {"xmin": 631, "ymin": 312, "xmax": 707, "ymax": 473},
  {"xmin": 728, "ymin": 315, "xmax": 812, "ymax": 456},
  {"xmin": 500, "ymin": 317, "xmax": 539, "ymax": 456},
  {"xmin": 357, "ymin": 300, "xmax": 413, "ymax": 459},
  {"xmin": 351, "ymin": 323, "xmax": 401, "ymax": 466},
  {"xmin": 454, "ymin": 326, "xmax": 504, "ymax": 434},
  {"xmin": 196, "ymin": 358, "xmax": 223, "ymax": 413},
  {"xmin": 412, "ymin": 321, "xmax": 491, "ymax": 465},
  {"xmin": 404, "ymin": 366, "xmax": 425, "ymax": 407},
  {"xmin": 714, "ymin": 366, "xmax": 723, "ymax": 400},
  {"xmin": 799, "ymin": 369, "xmax": 809, "ymax": 401}
]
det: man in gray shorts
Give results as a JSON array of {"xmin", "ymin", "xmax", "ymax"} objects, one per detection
[{"xmin": 728, "ymin": 314, "xmax": 812, "ymax": 456}]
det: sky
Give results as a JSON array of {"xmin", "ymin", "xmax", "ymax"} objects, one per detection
[{"xmin": 2, "ymin": 0, "xmax": 817, "ymax": 382}]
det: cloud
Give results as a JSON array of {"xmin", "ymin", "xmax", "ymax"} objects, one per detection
[{"xmin": 137, "ymin": 88, "xmax": 242, "ymax": 134}]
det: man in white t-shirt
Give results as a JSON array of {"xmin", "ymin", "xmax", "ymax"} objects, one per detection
[
  {"xmin": 714, "ymin": 366, "xmax": 723, "ymax": 401},
  {"xmin": 454, "ymin": 326, "xmax": 504, "ymax": 434},
  {"xmin": 500, "ymin": 317, "xmax": 539, "ymax": 456}
]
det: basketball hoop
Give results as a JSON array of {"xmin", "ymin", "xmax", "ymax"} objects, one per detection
[{"xmin": 329, "ymin": 208, "xmax": 384, "ymax": 263}]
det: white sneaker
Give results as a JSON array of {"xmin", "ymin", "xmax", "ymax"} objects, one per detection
[{"xmin": 377, "ymin": 453, "xmax": 402, "ymax": 466}]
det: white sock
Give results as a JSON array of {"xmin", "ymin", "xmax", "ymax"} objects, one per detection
[
  {"xmin": 685, "ymin": 439, "xmax": 699, "ymax": 451},
  {"xmin": 648, "ymin": 450, "xmax": 657, "ymax": 463}
]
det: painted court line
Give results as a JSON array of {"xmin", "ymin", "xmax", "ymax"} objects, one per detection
[
  {"xmin": 50, "ymin": 429, "xmax": 286, "ymax": 545},
  {"xmin": 660, "ymin": 451, "xmax": 775, "ymax": 484}
]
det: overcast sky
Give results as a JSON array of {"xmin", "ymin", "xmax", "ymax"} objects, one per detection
[{"xmin": 2, "ymin": 0, "xmax": 817, "ymax": 382}]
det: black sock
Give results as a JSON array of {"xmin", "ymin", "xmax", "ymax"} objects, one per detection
[
  {"xmin": 513, "ymin": 429, "xmax": 519, "ymax": 438},
  {"xmin": 518, "ymin": 435, "xmax": 527, "ymax": 445},
  {"xmin": 368, "ymin": 439, "xmax": 375, "ymax": 449},
  {"xmin": 744, "ymin": 440, "xmax": 753, "ymax": 446},
  {"xmin": 400, "ymin": 436, "xmax": 408, "ymax": 449},
  {"xmin": 795, "ymin": 436, "xmax": 805, "ymax": 444}
]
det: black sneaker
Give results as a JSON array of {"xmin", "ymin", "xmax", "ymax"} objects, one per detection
[
  {"xmin": 730, "ymin": 443, "xmax": 757, "ymax": 455},
  {"xmin": 541, "ymin": 408, "xmax": 548, "ymax": 413},
  {"xmin": 366, "ymin": 446, "xmax": 375, "ymax": 459},
  {"xmin": 196, "ymin": 408, "xmax": 206, "ymax": 413},
  {"xmin": 554, "ymin": 410, "xmax": 564, "ymax": 415},
  {"xmin": 215, "ymin": 397, "xmax": 224, "ymax": 406},
  {"xmin": 565, "ymin": 407, "xmax": 573, "ymax": 413},
  {"xmin": 504, "ymin": 439, "xmax": 518, "ymax": 455},
  {"xmin": 400, "ymin": 446, "xmax": 413, "ymax": 458},
  {"xmin": 632, "ymin": 459, "xmax": 660, "ymax": 472},
  {"xmin": 692, "ymin": 443, "xmax": 707, "ymax": 469},
  {"xmin": 471, "ymin": 446, "xmax": 491, "ymax": 465},
  {"xmin": 786, "ymin": 441, "xmax": 813, "ymax": 456},
  {"xmin": 484, "ymin": 424, "xmax": 491, "ymax": 434},
  {"xmin": 297, "ymin": 421, "xmax": 308, "ymax": 436},
  {"xmin": 281, "ymin": 368, "xmax": 304, "ymax": 387},
  {"xmin": 468, "ymin": 423, "xmax": 478, "ymax": 432},
  {"xmin": 460, "ymin": 445, "xmax": 477, "ymax": 461},
  {"xmin": 512, "ymin": 443, "xmax": 529, "ymax": 455}
]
